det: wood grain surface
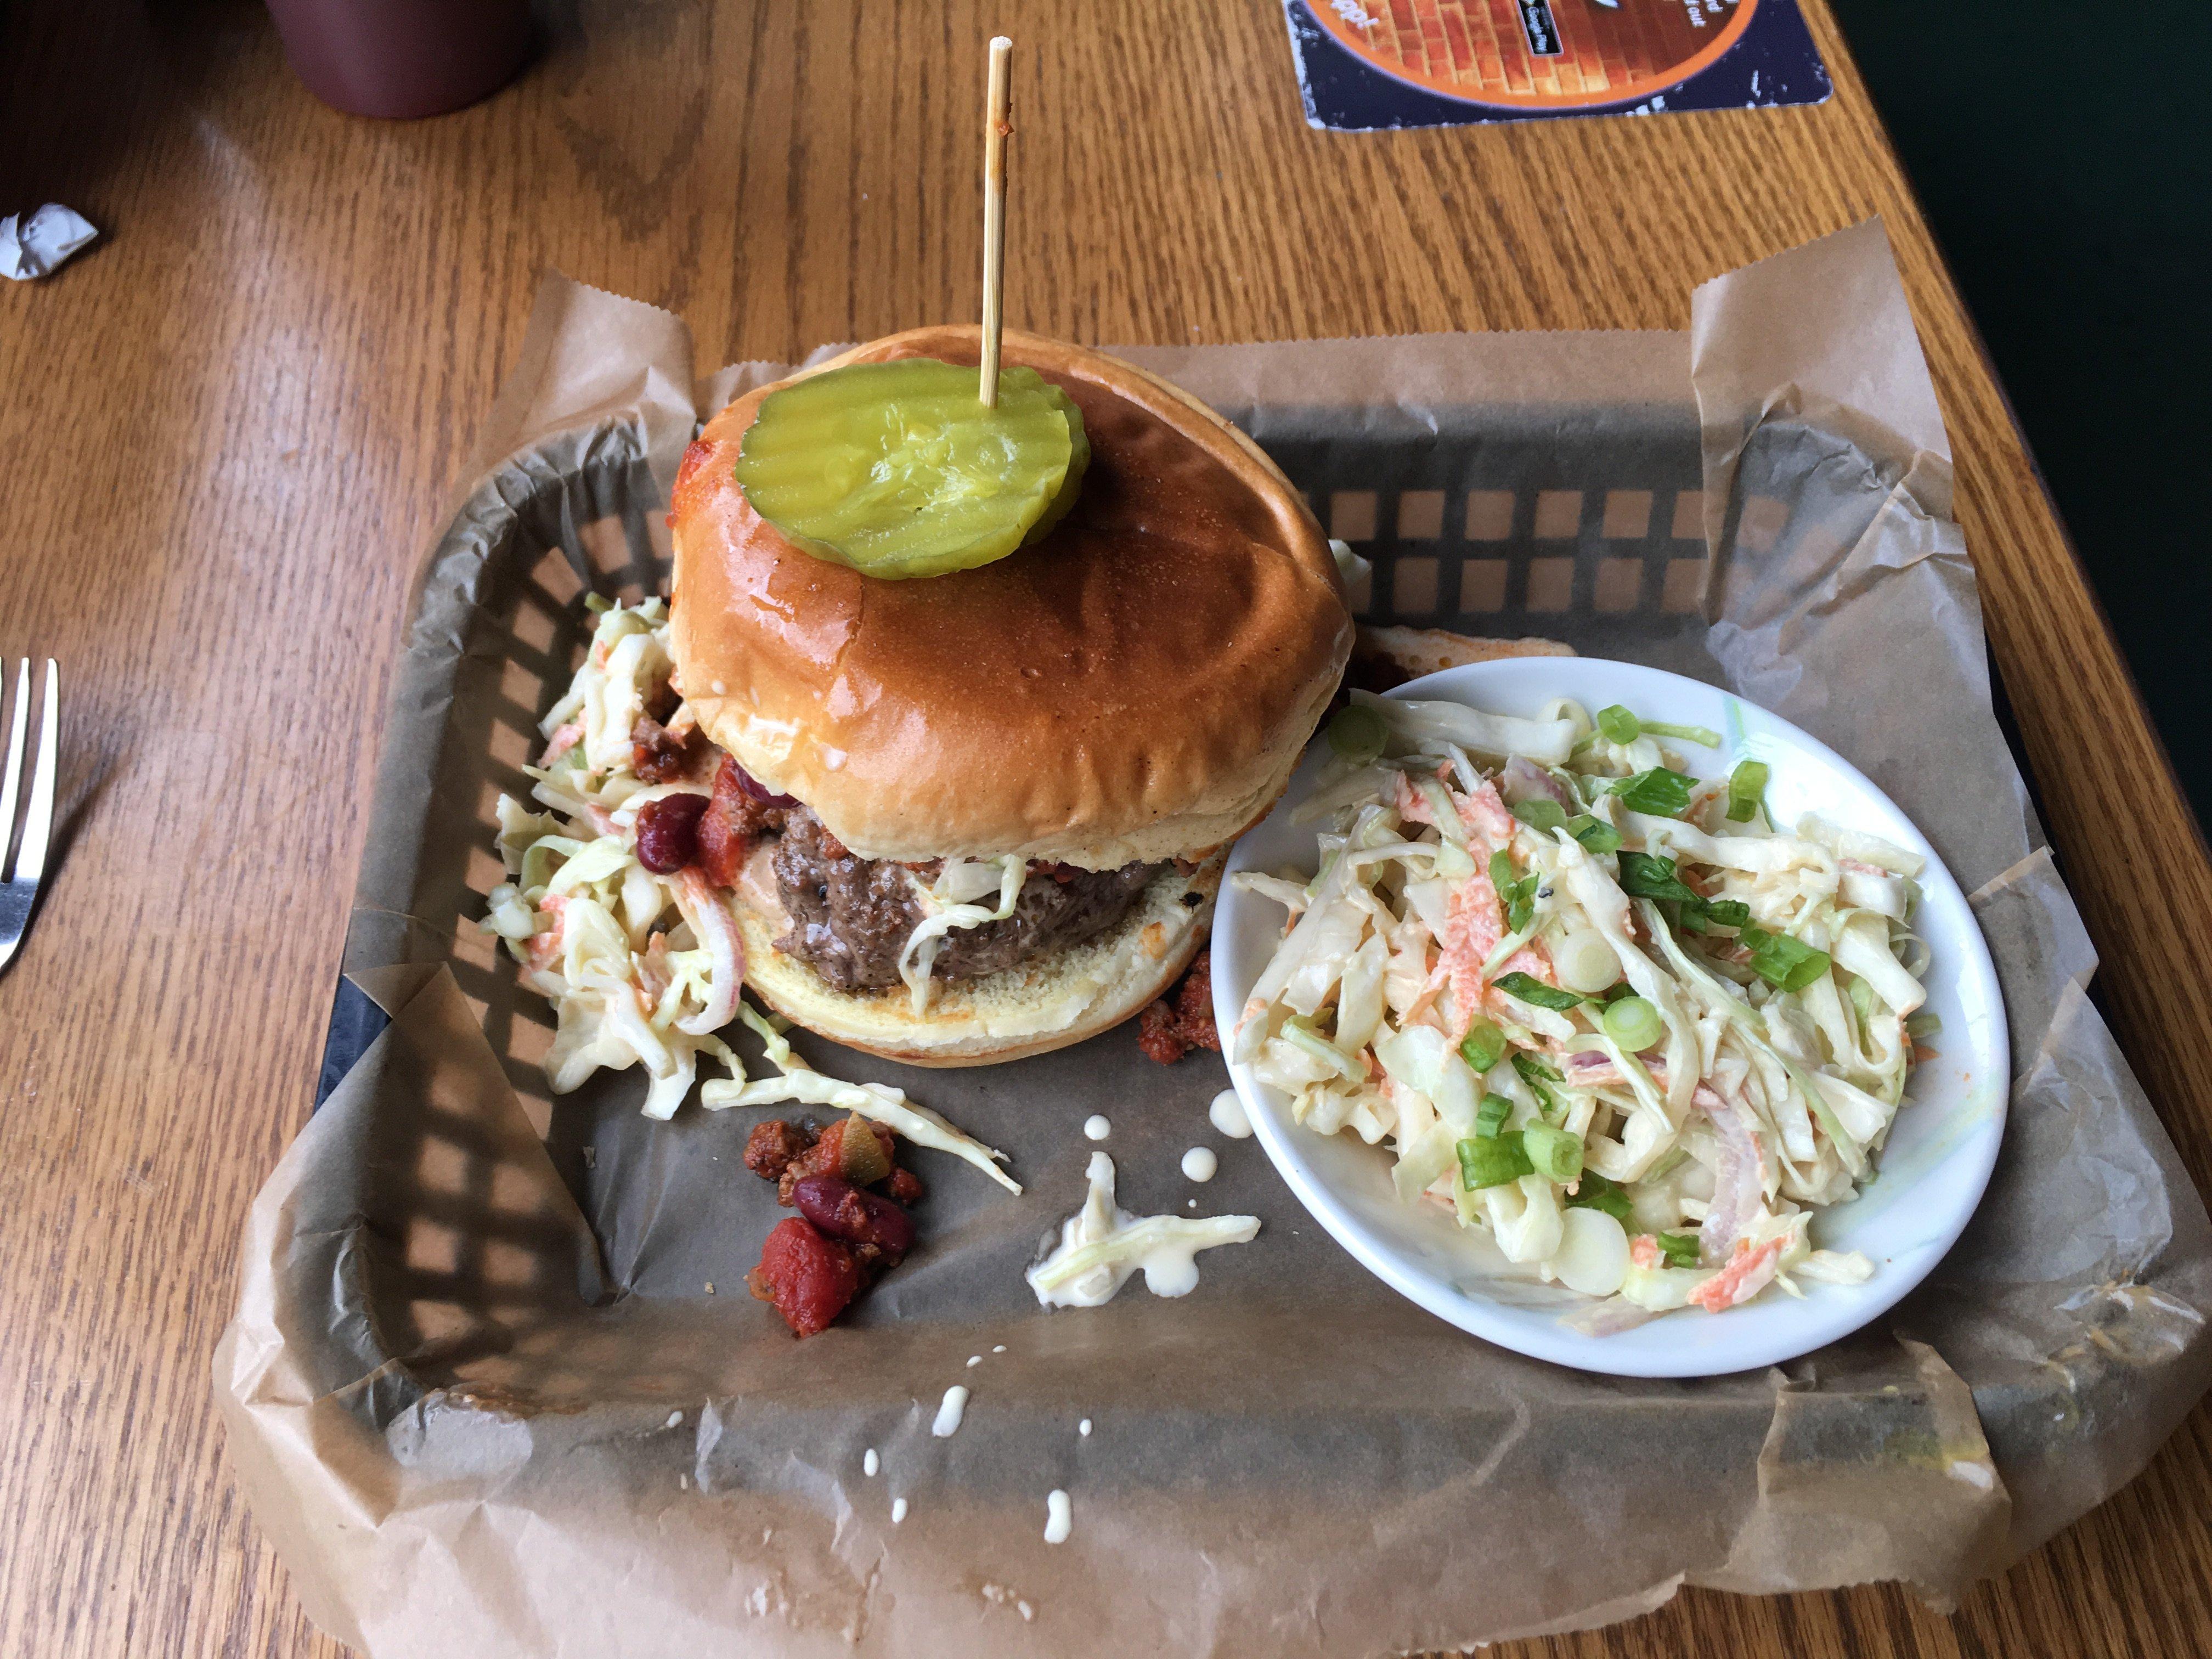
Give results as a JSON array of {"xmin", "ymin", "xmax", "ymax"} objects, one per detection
[{"xmin": 3, "ymin": 2, "xmax": 2208, "ymax": 1655}]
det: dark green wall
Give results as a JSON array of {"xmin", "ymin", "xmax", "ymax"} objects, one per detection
[{"xmin": 1827, "ymin": 1, "xmax": 2211, "ymax": 828}]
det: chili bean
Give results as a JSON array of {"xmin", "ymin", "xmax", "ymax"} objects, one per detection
[
  {"xmin": 635, "ymin": 792, "xmax": 709, "ymax": 873},
  {"xmin": 790, "ymin": 1173, "xmax": 916, "ymax": 1266}
]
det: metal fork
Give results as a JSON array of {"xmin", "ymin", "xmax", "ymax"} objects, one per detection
[{"xmin": 0, "ymin": 659, "xmax": 59, "ymax": 975}]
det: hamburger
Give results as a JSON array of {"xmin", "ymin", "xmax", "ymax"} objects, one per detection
[{"xmin": 663, "ymin": 325, "xmax": 1352, "ymax": 1065}]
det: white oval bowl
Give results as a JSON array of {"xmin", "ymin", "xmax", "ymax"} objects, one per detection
[{"xmin": 1212, "ymin": 657, "xmax": 2009, "ymax": 1378}]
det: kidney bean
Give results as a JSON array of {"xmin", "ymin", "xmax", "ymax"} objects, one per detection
[
  {"xmin": 634, "ymin": 792, "xmax": 709, "ymax": 873},
  {"xmin": 730, "ymin": 761, "xmax": 798, "ymax": 808},
  {"xmin": 790, "ymin": 1173, "xmax": 916, "ymax": 1267}
]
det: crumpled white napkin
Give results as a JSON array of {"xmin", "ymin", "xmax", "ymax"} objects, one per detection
[{"xmin": 1, "ymin": 204, "xmax": 99, "ymax": 280}]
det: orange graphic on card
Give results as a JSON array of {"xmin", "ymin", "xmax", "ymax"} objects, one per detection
[{"xmin": 1307, "ymin": 0, "xmax": 1759, "ymax": 109}]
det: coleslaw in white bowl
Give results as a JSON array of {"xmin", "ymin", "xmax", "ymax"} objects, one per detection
[{"xmin": 1212, "ymin": 657, "xmax": 2007, "ymax": 1378}]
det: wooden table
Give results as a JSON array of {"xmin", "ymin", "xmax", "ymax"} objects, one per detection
[{"xmin": 4, "ymin": 2, "xmax": 2208, "ymax": 1654}]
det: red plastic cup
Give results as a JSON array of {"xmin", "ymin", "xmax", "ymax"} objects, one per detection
[{"xmin": 264, "ymin": 0, "xmax": 533, "ymax": 120}]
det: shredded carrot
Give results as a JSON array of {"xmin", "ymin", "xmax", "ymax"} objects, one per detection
[
  {"xmin": 541, "ymin": 721, "xmax": 584, "ymax": 766},
  {"xmin": 1455, "ymin": 774, "xmax": 1516, "ymax": 845},
  {"xmin": 1430, "ymin": 872, "xmax": 1504, "ymax": 1041},
  {"xmin": 1394, "ymin": 772, "xmax": 1438, "ymax": 828},
  {"xmin": 1498, "ymin": 943, "xmax": 1553, "ymax": 983},
  {"xmin": 1686, "ymin": 1237, "xmax": 1785, "ymax": 1312},
  {"xmin": 526, "ymin": 894, "xmax": 567, "ymax": 970}
]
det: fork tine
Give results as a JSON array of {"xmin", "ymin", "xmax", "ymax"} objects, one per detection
[
  {"xmin": 0, "ymin": 659, "xmax": 26, "ymax": 874},
  {"xmin": 11, "ymin": 661, "xmax": 57, "ymax": 883}
]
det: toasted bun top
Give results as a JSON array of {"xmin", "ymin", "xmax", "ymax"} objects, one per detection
[{"xmin": 670, "ymin": 326, "xmax": 1351, "ymax": 867}]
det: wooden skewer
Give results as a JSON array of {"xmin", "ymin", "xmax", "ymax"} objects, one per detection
[{"xmin": 978, "ymin": 35, "xmax": 1013, "ymax": 408}]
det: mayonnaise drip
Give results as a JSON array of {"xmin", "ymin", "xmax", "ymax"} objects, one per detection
[
  {"xmin": 1208, "ymin": 1088, "xmax": 1253, "ymax": 1139},
  {"xmin": 932, "ymin": 1385, "xmax": 969, "ymax": 1437},
  {"xmin": 1026, "ymin": 1152, "xmax": 1259, "ymax": 1308}
]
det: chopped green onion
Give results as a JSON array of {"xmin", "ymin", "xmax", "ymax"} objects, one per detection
[
  {"xmin": 1460, "ymin": 1020, "xmax": 1508, "ymax": 1074},
  {"xmin": 1327, "ymin": 703, "xmax": 1388, "ymax": 765},
  {"xmin": 1906, "ymin": 1012, "xmax": 1943, "ymax": 1037},
  {"xmin": 583, "ymin": 591, "xmax": 614, "ymax": 613},
  {"xmin": 1511, "ymin": 1051, "xmax": 1562, "ymax": 1116},
  {"xmin": 1498, "ymin": 869, "xmax": 1539, "ymax": 934},
  {"xmin": 1494, "ymin": 972, "xmax": 1584, "ymax": 1013},
  {"xmin": 1600, "ymin": 995, "xmax": 1663, "ymax": 1052},
  {"xmin": 1567, "ymin": 813, "xmax": 1622, "ymax": 854},
  {"xmin": 1616, "ymin": 851, "xmax": 1702, "ymax": 905},
  {"xmin": 1457, "ymin": 1132, "xmax": 1533, "ymax": 1190},
  {"xmin": 1617, "ymin": 853, "xmax": 1745, "ymax": 930},
  {"xmin": 1595, "ymin": 704, "xmax": 1719, "ymax": 748},
  {"xmin": 1521, "ymin": 1122, "xmax": 1583, "ymax": 1184},
  {"xmin": 1565, "ymin": 1170, "xmax": 1633, "ymax": 1222},
  {"xmin": 1488, "ymin": 849, "xmax": 1515, "ymax": 890},
  {"xmin": 1725, "ymin": 759, "xmax": 1770, "ymax": 825},
  {"xmin": 1607, "ymin": 768, "xmax": 1697, "ymax": 818},
  {"xmin": 1551, "ymin": 927, "xmax": 1621, "ymax": 996},
  {"xmin": 1513, "ymin": 797, "xmax": 1568, "ymax": 834},
  {"xmin": 1655, "ymin": 1231, "xmax": 1701, "ymax": 1269},
  {"xmin": 1511, "ymin": 1050, "xmax": 1562, "ymax": 1084},
  {"xmin": 1475, "ymin": 1092, "xmax": 1513, "ymax": 1138},
  {"xmin": 1739, "ymin": 925, "xmax": 1833, "ymax": 994}
]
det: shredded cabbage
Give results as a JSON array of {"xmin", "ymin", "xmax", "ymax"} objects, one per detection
[
  {"xmin": 483, "ymin": 597, "xmax": 1017, "ymax": 1188},
  {"xmin": 1237, "ymin": 693, "xmax": 1925, "ymax": 1325},
  {"xmin": 896, "ymin": 855, "xmax": 1025, "ymax": 1015}
]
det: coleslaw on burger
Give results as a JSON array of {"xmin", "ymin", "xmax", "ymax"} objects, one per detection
[{"xmin": 480, "ymin": 596, "xmax": 1018, "ymax": 1190}]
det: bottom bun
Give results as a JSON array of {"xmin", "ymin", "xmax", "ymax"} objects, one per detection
[{"xmin": 734, "ymin": 859, "xmax": 1221, "ymax": 1067}]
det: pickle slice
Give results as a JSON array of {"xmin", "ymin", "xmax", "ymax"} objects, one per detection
[{"xmin": 734, "ymin": 358, "xmax": 1091, "ymax": 579}]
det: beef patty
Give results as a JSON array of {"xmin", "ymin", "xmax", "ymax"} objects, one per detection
[{"xmin": 770, "ymin": 809, "xmax": 1154, "ymax": 993}]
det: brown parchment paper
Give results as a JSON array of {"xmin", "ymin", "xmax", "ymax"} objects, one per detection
[{"xmin": 215, "ymin": 224, "xmax": 2212, "ymax": 1657}]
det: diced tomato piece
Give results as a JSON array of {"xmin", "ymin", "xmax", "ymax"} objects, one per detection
[
  {"xmin": 696, "ymin": 754, "xmax": 751, "ymax": 887},
  {"xmin": 747, "ymin": 1217, "xmax": 865, "ymax": 1338}
]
